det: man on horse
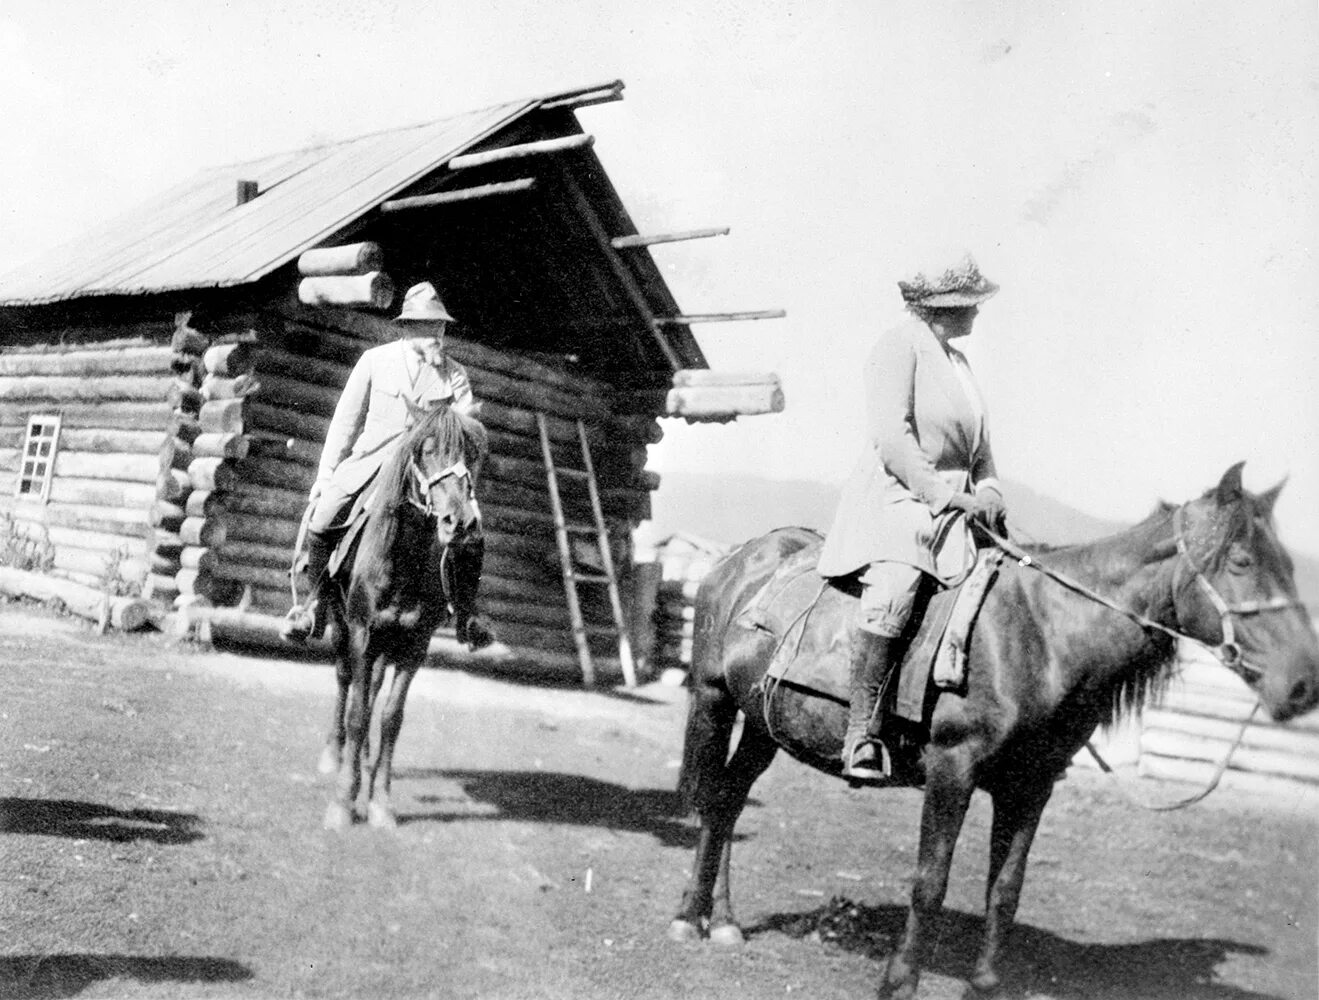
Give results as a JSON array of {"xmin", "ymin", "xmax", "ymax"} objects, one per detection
[
  {"xmin": 281, "ymin": 281, "xmax": 494, "ymax": 651},
  {"xmin": 818, "ymin": 249, "xmax": 1008, "ymax": 784}
]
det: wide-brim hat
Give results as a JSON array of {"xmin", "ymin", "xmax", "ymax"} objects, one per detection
[
  {"xmin": 898, "ymin": 251, "xmax": 999, "ymax": 309},
  {"xmin": 396, "ymin": 281, "xmax": 456, "ymax": 323}
]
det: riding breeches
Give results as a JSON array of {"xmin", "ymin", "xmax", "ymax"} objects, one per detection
[{"xmin": 856, "ymin": 561, "xmax": 925, "ymax": 637}]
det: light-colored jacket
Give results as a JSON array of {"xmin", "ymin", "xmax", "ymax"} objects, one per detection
[
  {"xmin": 817, "ymin": 318, "xmax": 1001, "ymax": 582},
  {"xmin": 316, "ymin": 339, "xmax": 474, "ymax": 495}
]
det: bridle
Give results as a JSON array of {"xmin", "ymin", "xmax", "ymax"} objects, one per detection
[
  {"xmin": 407, "ymin": 456, "xmax": 475, "ymax": 524},
  {"xmin": 1170, "ymin": 504, "xmax": 1304, "ymax": 683}
]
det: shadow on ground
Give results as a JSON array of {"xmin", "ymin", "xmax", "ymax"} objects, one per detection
[
  {"xmin": 751, "ymin": 897, "xmax": 1280, "ymax": 1000},
  {"xmin": 0, "ymin": 799, "xmax": 203, "ymax": 845},
  {"xmin": 398, "ymin": 768, "xmax": 757, "ymax": 849},
  {"xmin": 0, "ymin": 954, "xmax": 251, "ymax": 1000}
]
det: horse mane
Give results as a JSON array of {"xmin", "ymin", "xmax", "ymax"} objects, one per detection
[{"xmin": 355, "ymin": 404, "xmax": 488, "ymax": 590}]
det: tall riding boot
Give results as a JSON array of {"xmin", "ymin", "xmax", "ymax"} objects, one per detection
[
  {"xmin": 450, "ymin": 535, "xmax": 494, "ymax": 650},
  {"xmin": 280, "ymin": 530, "xmax": 333, "ymax": 645},
  {"xmin": 841, "ymin": 630, "xmax": 896, "ymax": 784}
]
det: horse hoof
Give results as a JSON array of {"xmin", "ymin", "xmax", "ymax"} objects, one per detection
[
  {"xmin": 323, "ymin": 802, "xmax": 354, "ymax": 831},
  {"xmin": 367, "ymin": 802, "xmax": 397, "ymax": 829},
  {"xmin": 708, "ymin": 923, "xmax": 745, "ymax": 947},
  {"xmin": 666, "ymin": 920, "xmax": 703, "ymax": 943},
  {"xmin": 317, "ymin": 746, "xmax": 340, "ymax": 776}
]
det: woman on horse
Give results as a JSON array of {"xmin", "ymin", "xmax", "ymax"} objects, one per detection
[
  {"xmin": 817, "ymin": 249, "xmax": 1007, "ymax": 784},
  {"xmin": 281, "ymin": 281, "xmax": 493, "ymax": 650}
]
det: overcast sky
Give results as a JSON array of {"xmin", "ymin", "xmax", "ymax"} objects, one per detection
[{"xmin": 2, "ymin": 1, "xmax": 1316, "ymax": 555}]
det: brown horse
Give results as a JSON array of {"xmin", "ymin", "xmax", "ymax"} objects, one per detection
[
  {"xmin": 317, "ymin": 402, "xmax": 488, "ymax": 831},
  {"xmin": 669, "ymin": 463, "xmax": 1319, "ymax": 998}
]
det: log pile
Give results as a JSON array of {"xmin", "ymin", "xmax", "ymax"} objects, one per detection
[
  {"xmin": 648, "ymin": 536, "xmax": 730, "ymax": 673},
  {"xmin": 0, "ymin": 331, "xmax": 178, "ymax": 596}
]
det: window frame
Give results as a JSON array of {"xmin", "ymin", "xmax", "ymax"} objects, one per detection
[{"xmin": 16, "ymin": 413, "xmax": 61, "ymax": 504}]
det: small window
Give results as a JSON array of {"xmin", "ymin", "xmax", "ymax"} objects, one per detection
[{"xmin": 16, "ymin": 414, "xmax": 60, "ymax": 502}]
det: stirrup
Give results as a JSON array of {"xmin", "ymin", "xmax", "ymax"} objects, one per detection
[
  {"xmin": 456, "ymin": 615, "xmax": 495, "ymax": 651},
  {"xmin": 279, "ymin": 600, "xmax": 324, "ymax": 645},
  {"xmin": 842, "ymin": 737, "xmax": 892, "ymax": 785}
]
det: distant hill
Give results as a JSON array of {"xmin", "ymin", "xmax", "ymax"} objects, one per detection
[{"xmin": 641, "ymin": 472, "xmax": 1319, "ymax": 611}]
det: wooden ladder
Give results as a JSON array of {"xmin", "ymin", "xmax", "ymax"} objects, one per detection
[{"xmin": 536, "ymin": 413, "xmax": 637, "ymax": 689}]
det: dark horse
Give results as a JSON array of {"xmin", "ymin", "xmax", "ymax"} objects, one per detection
[
  {"xmin": 316, "ymin": 402, "xmax": 488, "ymax": 831},
  {"xmin": 670, "ymin": 463, "xmax": 1319, "ymax": 998}
]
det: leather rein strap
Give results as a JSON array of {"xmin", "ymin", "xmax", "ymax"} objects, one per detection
[{"xmin": 975, "ymin": 504, "xmax": 1302, "ymax": 810}]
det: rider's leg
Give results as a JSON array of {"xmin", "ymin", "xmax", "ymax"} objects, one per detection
[
  {"xmin": 841, "ymin": 562, "xmax": 922, "ymax": 783},
  {"xmin": 281, "ymin": 482, "xmax": 350, "ymax": 645},
  {"xmin": 449, "ymin": 508, "xmax": 493, "ymax": 650}
]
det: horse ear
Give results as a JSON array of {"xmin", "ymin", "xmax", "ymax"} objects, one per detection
[
  {"xmin": 1257, "ymin": 475, "xmax": 1287, "ymax": 517},
  {"xmin": 1215, "ymin": 461, "xmax": 1246, "ymax": 505}
]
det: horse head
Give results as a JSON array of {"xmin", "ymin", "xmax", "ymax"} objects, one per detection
[
  {"xmin": 1172, "ymin": 461, "xmax": 1319, "ymax": 722},
  {"xmin": 401, "ymin": 399, "xmax": 488, "ymax": 549}
]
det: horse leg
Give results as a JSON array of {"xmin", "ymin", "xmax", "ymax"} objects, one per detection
[
  {"xmin": 365, "ymin": 660, "xmax": 418, "ymax": 829},
  {"xmin": 706, "ymin": 722, "xmax": 778, "ymax": 945},
  {"xmin": 669, "ymin": 695, "xmax": 777, "ymax": 945},
  {"xmin": 318, "ymin": 652, "xmax": 350, "ymax": 776},
  {"xmin": 324, "ymin": 627, "xmax": 370, "ymax": 830},
  {"xmin": 882, "ymin": 746, "xmax": 977, "ymax": 1000},
  {"xmin": 968, "ymin": 779, "xmax": 1054, "ymax": 997}
]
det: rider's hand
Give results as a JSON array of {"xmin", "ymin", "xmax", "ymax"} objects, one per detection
[
  {"xmin": 971, "ymin": 490, "xmax": 1008, "ymax": 535},
  {"xmin": 944, "ymin": 493, "xmax": 974, "ymax": 514}
]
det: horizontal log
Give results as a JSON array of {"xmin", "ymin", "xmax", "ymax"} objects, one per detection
[
  {"xmin": 1143, "ymin": 708, "xmax": 1319, "ymax": 749},
  {"xmin": 221, "ymin": 539, "xmax": 293, "ymax": 570},
  {"xmin": 203, "ymin": 341, "xmax": 257, "ymax": 377},
  {"xmin": 255, "ymin": 346, "xmax": 352, "ymax": 389},
  {"xmin": 167, "ymin": 413, "xmax": 202, "ymax": 444},
  {"xmin": 156, "ymin": 468, "xmax": 191, "ymax": 503},
  {"xmin": 1, "ymin": 498, "xmax": 152, "ymax": 539},
  {"xmin": 224, "ymin": 485, "xmax": 309, "ymax": 522},
  {"xmin": 171, "ymin": 316, "xmax": 209, "ymax": 355},
  {"xmin": 255, "ymin": 373, "xmax": 340, "ymax": 418},
  {"xmin": 23, "ymin": 476, "xmax": 155, "ymax": 511},
  {"xmin": 167, "ymin": 382, "xmax": 203, "ymax": 414},
  {"xmin": 665, "ymin": 382, "xmax": 784, "ymax": 419},
  {"xmin": 538, "ymin": 83, "xmax": 624, "ymax": 111},
  {"xmin": 0, "ymin": 374, "xmax": 178, "ymax": 403},
  {"xmin": 149, "ymin": 550, "xmax": 182, "ymax": 575},
  {"xmin": 610, "ymin": 227, "xmax": 729, "ymax": 249},
  {"xmin": 234, "ymin": 456, "xmax": 316, "ymax": 492},
  {"xmin": 1140, "ymin": 729, "xmax": 1319, "ymax": 783},
  {"xmin": 151, "ymin": 530, "xmax": 184, "ymax": 553},
  {"xmin": 185, "ymin": 490, "xmax": 228, "ymax": 519},
  {"xmin": 160, "ymin": 439, "xmax": 192, "ymax": 473},
  {"xmin": 0, "ymin": 566, "xmax": 152, "ymax": 631},
  {"xmin": 212, "ymin": 560, "xmax": 292, "ymax": 592},
  {"xmin": 179, "ymin": 547, "xmax": 217, "ymax": 573},
  {"xmin": 180, "ymin": 517, "xmax": 225, "ymax": 548},
  {"xmin": 144, "ymin": 573, "xmax": 181, "ymax": 600},
  {"xmin": 379, "ymin": 178, "xmax": 537, "ymax": 212},
  {"xmin": 224, "ymin": 513, "xmax": 301, "ymax": 547},
  {"xmin": 49, "ymin": 546, "xmax": 148, "ymax": 587},
  {"xmin": 672, "ymin": 369, "xmax": 782, "ymax": 388},
  {"xmin": 447, "ymin": 134, "xmax": 593, "ymax": 171},
  {"xmin": 297, "ymin": 272, "xmax": 395, "ymax": 310},
  {"xmin": 0, "ymin": 345, "xmax": 174, "ymax": 378},
  {"xmin": 654, "ymin": 310, "xmax": 787, "ymax": 325},
  {"xmin": 148, "ymin": 501, "xmax": 186, "ymax": 530},
  {"xmin": 200, "ymin": 372, "xmax": 261, "ymax": 400},
  {"xmin": 298, "ymin": 241, "xmax": 384, "ymax": 277},
  {"xmin": 187, "ymin": 457, "xmax": 237, "ymax": 492},
  {"xmin": 0, "ymin": 401, "xmax": 174, "ymax": 432},
  {"xmin": 248, "ymin": 402, "xmax": 329, "ymax": 444},
  {"xmin": 42, "ymin": 450, "xmax": 158, "ymax": 484},
  {"xmin": 192, "ymin": 433, "xmax": 249, "ymax": 459},
  {"xmin": 199, "ymin": 398, "xmax": 249, "ymax": 434},
  {"xmin": 246, "ymin": 434, "xmax": 319, "ymax": 467}
]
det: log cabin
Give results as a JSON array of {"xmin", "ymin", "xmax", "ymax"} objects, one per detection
[{"xmin": 0, "ymin": 79, "xmax": 784, "ymax": 684}]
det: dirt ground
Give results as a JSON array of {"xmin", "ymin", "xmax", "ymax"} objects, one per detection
[{"xmin": 1, "ymin": 601, "xmax": 1316, "ymax": 1000}]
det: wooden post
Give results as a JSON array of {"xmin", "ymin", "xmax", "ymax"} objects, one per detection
[
  {"xmin": 379, "ymin": 178, "xmax": 537, "ymax": 213},
  {"xmin": 446, "ymin": 134, "xmax": 594, "ymax": 171},
  {"xmin": 610, "ymin": 227, "xmax": 730, "ymax": 249}
]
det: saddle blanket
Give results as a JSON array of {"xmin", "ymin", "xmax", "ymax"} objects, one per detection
[{"xmin": 739, "ymin": 545, "xmax": 1005, "ymax": 723}]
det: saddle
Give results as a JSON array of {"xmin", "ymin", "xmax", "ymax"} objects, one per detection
[{"xmin": 739, "ymin": 544, "xmax": 1005, "ymax": 723}]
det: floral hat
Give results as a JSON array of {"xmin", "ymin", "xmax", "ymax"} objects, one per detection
[{"xmin": 897, "ymin": 250, "xmax": 999, "ymax": 308}]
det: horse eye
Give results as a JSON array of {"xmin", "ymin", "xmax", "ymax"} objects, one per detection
[{"xmin": 1226, "ymin": 545, "xmax": 1254, "ymax": 573}]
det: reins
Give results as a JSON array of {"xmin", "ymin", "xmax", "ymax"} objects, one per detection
[{"xmin": 972, "ymin": 508, "xmax": 1301, "ymax": 810}]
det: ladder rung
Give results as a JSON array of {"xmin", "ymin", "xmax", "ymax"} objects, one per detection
[
  {"xmin": 569, "ymin": 571, "xmax": 612, "ymax": 584},
  {"xmin": 581, "ymin": 624, "xmax": 622, "ymax": 636},
  {"xmin": 564, "ymin": 522, "xmax": 600, "ymax": 535},
  {"xmin": 556, "ymin": 467, "xmax": 591, "ymax": 479}
]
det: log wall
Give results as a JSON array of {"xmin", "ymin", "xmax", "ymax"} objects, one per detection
[{"xmin": 0, "ymin": 332, "xmax": 178, "ymax": 591}]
